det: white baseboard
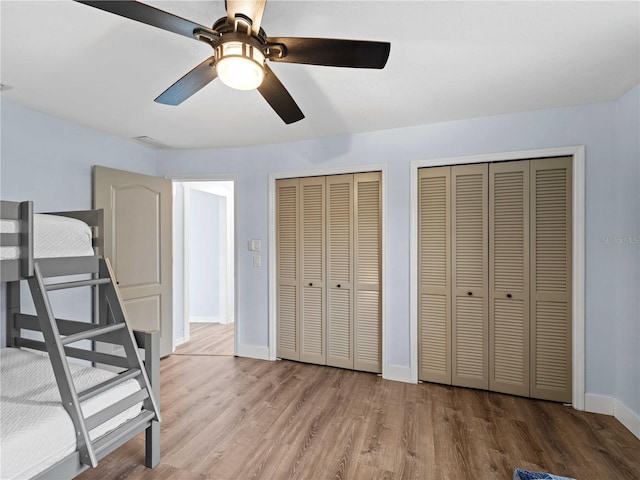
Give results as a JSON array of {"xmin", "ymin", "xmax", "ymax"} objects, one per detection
[
  {"xmin": 585, "ymin": 393, "xmax": 640, "ymax": 440},
  {"xmin": 585, "ymin": 393, "xmax": 615, "ymax": 415},
  {"xmin": 614, "ymin": 399, "xmax": 640, "ymax": 440},
  {"xmin": 383, "ymin": 364, "xmax": 414, "ymax": 383},
  {"xmin": 236, "ymin": 343, "xmax": 270, "ymax": 360}
]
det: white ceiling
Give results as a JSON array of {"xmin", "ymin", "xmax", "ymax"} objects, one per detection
[{"xmin": 1, "ymin": 1, "xmax": 638, "ymax": 149}]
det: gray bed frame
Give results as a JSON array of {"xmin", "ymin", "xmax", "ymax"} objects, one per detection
[{"xmin": 1, "ymin": 200, "xmax": 160, "ymax": 479}]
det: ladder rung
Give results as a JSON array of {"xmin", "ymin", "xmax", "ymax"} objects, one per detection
[
  {"xmin": 16, "ymin": 314, "xmax": 127, "ymax": 345},
  {"xmin": 78, "ymin": 369, "xmax": 142, "ymax": 403},
  {"xmin": 93, "ymin": 409, "xmax": 156, "ymax": 456},
  {"xmin": 15, "ymin": 337, "xmax": 130, "ymax": 369},
  {"xmin": 60, "ymin": 323, "xmax": 126, "ymax": 346},
  {"xmin": 45, "ymin": 278, "xmax": 111, "ymax": 291},
  {"xmin": 85, "ymin": 388, "xmax": 149, "ymax": 431}
]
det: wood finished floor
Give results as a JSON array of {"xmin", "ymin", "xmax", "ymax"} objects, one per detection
[
  {"xmin": 78, "ymin": 327, "xmax": 640, "ymax": 480},
  {"xmin": 174, "ymin": 323, "xmax": 235, "ymax": 356}
]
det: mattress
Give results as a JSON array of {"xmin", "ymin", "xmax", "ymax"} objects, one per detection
[
  {"xmin": 0, "ymin": 348, "xmax": 143, "ymax": 480},
  {"xmin": 0, "ymin": 213, "xmax": 94, "ymax": 260}
]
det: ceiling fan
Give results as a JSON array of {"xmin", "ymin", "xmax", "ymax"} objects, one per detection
[{"xmin": 73, "ymin": 1, "xmax": 391, "ymax": 124}]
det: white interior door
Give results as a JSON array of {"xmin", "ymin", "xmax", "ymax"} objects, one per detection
[{"xmin": 94, "ymin": 166, "xmax": 173, "ymax": 357}]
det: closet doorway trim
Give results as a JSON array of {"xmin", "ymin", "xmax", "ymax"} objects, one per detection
[
  {"xmin": 268, "ymin": 164, "xmax": 389, "ymax": 378},
  {"xmin": 409, "ymin": 146, "xmax": 585, "ymax": 410}
]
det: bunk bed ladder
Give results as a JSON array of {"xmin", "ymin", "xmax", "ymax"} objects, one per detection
[{"xmin": 27, "ymin": 258, "xmax": 160, "ymax": 468}]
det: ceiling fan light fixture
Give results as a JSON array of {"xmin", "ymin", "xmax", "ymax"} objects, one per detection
[{"xmin": 216, "ymin": 40, "xmax": 265, "ymax": 91}]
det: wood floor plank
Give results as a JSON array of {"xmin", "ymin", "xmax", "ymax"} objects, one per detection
[
  {"xmin": 175, "ymin": 323, "xmax": 235, "ymax": 356},
  {"xmin": 78, "ymin": 325, "xmax": 640, "ymax": 480}
]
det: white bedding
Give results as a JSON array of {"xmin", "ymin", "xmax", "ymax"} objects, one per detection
[
  {"xmin": 0, "ymin": 213, "xmax": 94, "ymax": 260},
  {"xmin": 0, "ymin": 348, "xmax": 143, "ymax": 480}
]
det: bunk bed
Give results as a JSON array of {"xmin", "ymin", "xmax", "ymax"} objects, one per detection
[{"xmin": 1, "ymin": 200, "xmax": 160, "ymax": 479}]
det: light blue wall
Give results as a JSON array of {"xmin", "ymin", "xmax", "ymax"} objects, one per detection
[
  {"xmin": 613, "ymin": 84, "xmax": 640, "ymax": 417},
  {"xmin": 188, "ymin": 189, "xmax": 221, "ymax": 319},
  {"xmin": 157, "ymin": 95, "xmax": 638, "ymax": 402},
  {"xmin": 1, "ymin": 88, "xmax": 638, "ymax": 411},
  {"xmin": 0, "ymin": 100, "xmax": 159, "ymax": 346},
  {"xmin": 0, "ymin": 100, "xmax": 158, "ymax": 209}
]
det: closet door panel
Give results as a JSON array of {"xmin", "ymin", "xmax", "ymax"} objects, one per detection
[
  {"xmin": 530, "ymin": 157, "xmax": 572, "ymax": 402},
  {"xmin": 276, "ymin": 179, "xmax": 300, "ymax": 360},
  {"xmin": 451, "ymin": 164, "xmax": 488, "ymax": 389},
  {"xmin": 418, "ymin": 167, "xmax": 451, "ymax": 383},
  {"xmin": 326, "ymin": 174, "xmax": 354, "ymax": 369},
  {"xmin": 489, "ymin": 161, "xmax": 530, "ymax": 396},
  {"xmin": 299, "ymin": 177, "xmax": 326, "ymax": 364},
  {"xmin": 354, "ymin": 290, "xmax": 380, "ymax": 371},
  {"xmin": 354, "ymin": 172, "xmax": 382, "ymax": 373},
  {"xmin": 327, "ymin": 289, "xmax": 351, "ymax": 366}
]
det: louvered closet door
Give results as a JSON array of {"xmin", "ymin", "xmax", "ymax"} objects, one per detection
[
  {"xmin": 418, "ymin": 167, "xmax": 451, "ymax": 383},
  {"xmin": 489, "ymin": 161, "xmax": 530, "ymax": 397},
  {"xmin": 299, "ymin": 177, "xmax": 326, "ymax": 364},
  {"xmin": 354, "ymin": 172, "xmax": 382, "ymax": 373},
  {"xmin": 276, "ymin": 178, "xmax": 300, "ymax": 360},
  {"xmin": 451, "ymin": 164, "xmax": 489, "ymax": 389},
  {"xmin": 326, "ymin": 174, "xmax": 354, "ymax": 369},
  {"xmin": 530, "ymin": 157, "xmax": 572, "ymax": 402}
]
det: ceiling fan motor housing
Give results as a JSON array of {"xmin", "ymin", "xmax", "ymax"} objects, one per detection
[
  {"xmin": 214, "ymin": 31, "xmax": 266, "ymax": 59},
  {"xmin": 212, "ymin": 15, "xmax": 267, "ymax": 41}
]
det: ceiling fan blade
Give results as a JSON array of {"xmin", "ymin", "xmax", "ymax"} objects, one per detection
[
  {"xmin": 155, "ymin": 57, "xmax": 218, "ymax": 106},
  {"xmin": 267, "ymin": 37, "xmax": 390, "ymax": 69},
  {"xmin": 73, "ymin": 1, "xmax": 214, "ymax": 40},
  {"xmin": 257, "ymin": 65, "xmax": 304, "ymax": 124},
  {"xmin": 225, "ymin": 0, "xmax": 267, "ymax": 36}
]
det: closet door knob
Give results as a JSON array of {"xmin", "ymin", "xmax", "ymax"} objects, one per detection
[
  {"xmin": 506, "ymin": 293, "xmax": 512, "ymax": 298},
  {"xmin": 309, "ymin": 282, "xmax": 313, "ymax": 287},
  {"xmin": 337, "ymin": 284, "xmax": 341, "ymax": 288},
  {"xmin": 467, "ymin": 291, "xmax": 473, "ymax": 296}
]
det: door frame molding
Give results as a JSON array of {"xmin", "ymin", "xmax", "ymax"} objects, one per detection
[
  {"xmin": 268, "ymin": 164, "xmax": 389, "ymax": 377},
  {"xmin": 410, "ymin": 146, "xmax": 585, "ymax": 410},
  {"xmin": 169, "ymin": 174, "xmax": 238, "ymax": 357}
]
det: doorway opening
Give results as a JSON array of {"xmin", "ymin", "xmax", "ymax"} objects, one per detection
[{"xmin": 174, "ymin": 180, "xmax": 235, "ymax": 356}]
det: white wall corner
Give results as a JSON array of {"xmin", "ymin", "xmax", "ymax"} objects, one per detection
[
  {"xmin": 584, "ymin": 394, "xmax": 640, "ymax": 440},
  {"xmin": 584, "ymin": 393, "xmax": 615, "ymax": 415},
  {"xmin": 614, "ymin": 400, "xmax": 640, "ymax": 440},
  {"xmin": 383, "ymin": 364, "xmax": 414, "ymax": 384},
  {"xmin": 236, "ymin": 343, "xmax": 270, "ymax": 361}
]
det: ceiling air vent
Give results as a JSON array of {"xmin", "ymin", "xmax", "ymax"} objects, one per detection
[{"xmin": 132, "ymin": 136, "xmax": 168, "ymax": 149}]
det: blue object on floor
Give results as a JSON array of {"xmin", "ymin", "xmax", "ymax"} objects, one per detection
[{"xmin": 513, "ymin": 468, "xmax": 576, "ymax": 480}]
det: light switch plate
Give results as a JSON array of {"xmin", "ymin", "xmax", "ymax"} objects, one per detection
[
  {"xmin": 248, "ymin": 239, "xmax": 261, "ymax": 251},
  {"xmin": 253, "ymin": 254, "xmax": 262, "ymax": 267}
]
